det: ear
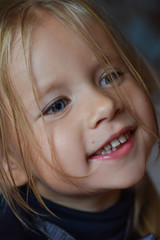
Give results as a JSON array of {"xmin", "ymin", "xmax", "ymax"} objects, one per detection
[{"xmin": 3, "ymin": 156, "xmax": 28, "ymax": 187}]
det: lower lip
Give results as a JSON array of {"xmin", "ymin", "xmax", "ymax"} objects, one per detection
[{"xmin": 89, "ymin": 132, "xmax": 135, "ymax": 161}]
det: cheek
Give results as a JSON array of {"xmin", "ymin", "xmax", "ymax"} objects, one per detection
[
  {"xmin": 33, "ymin": 120, "xmax": 89, "ymax": 177},
  {"xmin": 136, "ymin": 96, "xmax": 156, "ymax": 131},
  {"xmin": 127, "ymin": 82, "xmax": 156, "ymax": 132},
  {"xmin": 53, "ymin": 125, "xmax": 89, "ymax": 176},
  {"xmin": 131, "ymin": 90, "xmax": 156, "ymax": 157}
]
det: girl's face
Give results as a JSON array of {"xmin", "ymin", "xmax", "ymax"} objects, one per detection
[{"xmin": 11, "ymin": 14, "xmax": 155, "ymax": 204}]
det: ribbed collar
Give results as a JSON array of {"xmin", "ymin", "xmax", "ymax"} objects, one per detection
[{"xmin": 21, "ymin": 187, "xmax": 135, "ymax": 240}]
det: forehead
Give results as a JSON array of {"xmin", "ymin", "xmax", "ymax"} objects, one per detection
[
  {"xmin": 11, "ymin": 11, "xmax": 118, "ymax": 68},
  {"xmin": 10, "ymin": 12, "xmax": 119, "ymax": 110}
]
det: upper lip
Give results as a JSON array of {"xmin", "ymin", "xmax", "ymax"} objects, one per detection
[{"xmin": 89, "ymin": 125, "xmax": 136, "ymax": 157}]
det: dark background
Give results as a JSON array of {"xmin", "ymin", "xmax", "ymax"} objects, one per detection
[{"xmin": 97, "ymin": 0, "xmax": 160, "ymax": 71}]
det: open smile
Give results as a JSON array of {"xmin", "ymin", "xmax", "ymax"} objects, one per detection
[{"xmin": 89, "ymin": 127, "xmax": 136, "ymax": 161}]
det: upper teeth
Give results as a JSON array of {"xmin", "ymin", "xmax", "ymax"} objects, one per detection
[
  {"xmin": 99, "ymin": 131, "xmax": 131, "ymax": 155},
  {"xmin": 110, "ymin": 139, "xmax": 121, "ymax": 148}
]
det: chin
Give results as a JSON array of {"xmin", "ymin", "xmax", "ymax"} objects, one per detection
[{"xmin": 120, "ymin": 172, "xmax": 146, "ymax": 189}]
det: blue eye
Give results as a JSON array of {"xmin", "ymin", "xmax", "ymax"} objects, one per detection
[
  {"xmin": 100, "ymin": 71, "xmax": 122, "ymax": 86},
  {"xmin": 43, "ymin": 98, "xmax": 70, "ymax": 115}
]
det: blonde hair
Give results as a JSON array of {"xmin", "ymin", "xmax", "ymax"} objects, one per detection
[{"xmin": 0, "ymin": 0, "xmax": 160, "ymax": 236}]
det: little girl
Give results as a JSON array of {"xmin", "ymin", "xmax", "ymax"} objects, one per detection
[{"xmin": 0, "ymin": 0, "xmax": 160, "ymax": 239}]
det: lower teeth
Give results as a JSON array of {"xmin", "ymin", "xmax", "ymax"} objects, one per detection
[
  {"xmin": 102, "ymin": 147, "xmax": 117, "ymax": 154},
  {"xmin": 100, "ymin": 131, "xmax": 131, "ymax": 155}
]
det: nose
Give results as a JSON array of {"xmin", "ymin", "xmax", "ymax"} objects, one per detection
[{"xmin": 87, "ymin": 90, "xmax": 122, "ymax": 129}]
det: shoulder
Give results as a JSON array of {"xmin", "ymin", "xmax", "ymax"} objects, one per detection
[
  {"xmin": 139, "ymin": 234, "xmax": 160, "ymax": 240},
  {"xmin": 0, "ymin": 194, "xmax": 43, "ymax": 240}
]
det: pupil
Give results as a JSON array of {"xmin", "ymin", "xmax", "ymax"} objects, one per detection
[
  {"xmin": 56, "ymin": 102, "xmax": 63, "ymax": 110},
  {"xmin": 51, "ymin": 101, "xmax": 65, "ymax": 112},
  {"xmin": 57, "ymin": 103, "xmax": 62, "ymax": 109},
  {"xmin": 105, "ymin": 76, "xmax": 110, "ymax": 83}
]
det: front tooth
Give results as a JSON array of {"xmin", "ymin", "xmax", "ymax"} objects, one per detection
[
  {"xmin": 106, "ymin": 150, "xmax": 112, "ymax": 154},
  {"xmin": 110, "ymin": 139, "xmax": 120, "ymax": 148},
  {"xmin": 119, "ymin": 135, "xmax": 127, "ymax": 143},
  {"xmin": 104, "ymin": 144, "xmax": 111, "ymax": 151},
  {"xmin": 112, "ymin": 147, "xmax": 117, "ymax": 152},
  {"xmin": 102, "ymin": 150, "xmax": 106, "ymax": 155},
  {"xmin": 125, "ymin": 132, "xmax": 130, "ymax": 140}
]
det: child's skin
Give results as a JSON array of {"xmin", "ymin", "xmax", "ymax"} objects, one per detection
[{"xmin": 8, "ymin": 12, "xmax": 155, "ymax": 212}]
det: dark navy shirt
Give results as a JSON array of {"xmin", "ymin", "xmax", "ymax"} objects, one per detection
[{"xmin": 0, "ymin": 187, "xmax": 158, "ymax": 240}]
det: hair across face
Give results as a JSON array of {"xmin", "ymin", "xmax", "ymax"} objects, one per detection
[{"xmin": 0, "ymin": 0, "xmax": 159, "ymax": 219}]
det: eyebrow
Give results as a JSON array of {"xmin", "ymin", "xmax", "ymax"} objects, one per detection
[
  {"xmin": 36, "ymin": 76, "xmax": 63, "ymax": 101},
  {"xmin": 35, "ymin": 54, "xmax": 122, "ymax": 101},
  {"xmin": 26, "ymin": 77, "xmax": 62, "ymax": 117},
  {"xmin": 35, "ymin": 59, "xmax": 101, "ymax": 101}
]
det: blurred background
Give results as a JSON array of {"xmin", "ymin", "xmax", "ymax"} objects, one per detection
[
  {"xmin": 96, "ymin": 0, "xmax": 160, "ymax": 69},
  {"xmin": 95, "ymin": 0, "xmax": 160, "ymax": 194}
]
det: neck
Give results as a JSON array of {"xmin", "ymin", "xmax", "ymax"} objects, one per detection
[
  {"xmin": 37, "ymin": 182, "xmax": 121, "ymax": 212},
  {"xmin": 56, "ymin": 190, "xmax": 121, "ymax": 212}
]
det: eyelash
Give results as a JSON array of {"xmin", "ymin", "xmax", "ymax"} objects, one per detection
[
  {"xmin": 100, "ymin": 70, "xmax": 123, "ymax": 87},
  {"xmin": 42, "ymin": 70, "xmax": 124, "ymax": 116},
  {"xmin": 42, "ymin": 97, "xmax": 70, "ymax": 115}
]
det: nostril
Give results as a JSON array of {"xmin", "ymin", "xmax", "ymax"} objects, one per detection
[
  {"xmin": 88, "ymin": 94, "xmax": 122, "ymax": 129},
  {"xmin": 96, "ymin": 117, "xmax": 108, "ymax": 127}
]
